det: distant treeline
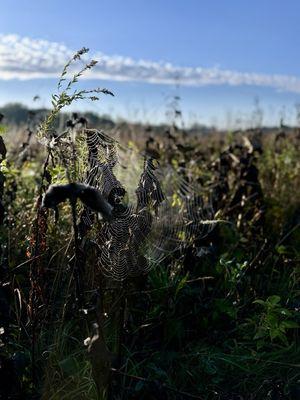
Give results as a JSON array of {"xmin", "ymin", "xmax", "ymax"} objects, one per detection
[
  {"xmin": 0, "ymin": 102, "xmax": 115, "ymax": 130},
  {"xmin": 0, "ymin": 102, "xmax": 295, "ymax": 136},
  {"xmin": 0, "ymin": 102, "xmax": 213, "ymax": 135}
]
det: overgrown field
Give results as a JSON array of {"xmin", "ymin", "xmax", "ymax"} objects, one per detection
[{"xmin": 0, "ymin": 51, "xmax": 299, "ymax": 400}]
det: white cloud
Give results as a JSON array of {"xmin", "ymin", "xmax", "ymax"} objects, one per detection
[{"xmin": 1, "ymin": 33, "xmax": 300, "ymax": 93}]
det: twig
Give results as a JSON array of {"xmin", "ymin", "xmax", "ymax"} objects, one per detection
[
  {"xmin": 276, "ymin": 221, "xmax": 300, "ymax": 247},
  {"xmin": 70, "ymin": 199, "xmax": 84, "ymax": 308},
  {"xmin": 11, "ymin": 253, "xmax": 46, "ymax": 273}
]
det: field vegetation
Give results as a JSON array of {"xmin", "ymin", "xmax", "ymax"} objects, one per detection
[{"xmin": 0, "ymin": 50, "xmax": 299, "ymax": 400}]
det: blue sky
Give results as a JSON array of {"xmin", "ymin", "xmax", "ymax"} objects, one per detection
[{"xmin": 1, "ymin": 0, "xmax": 300, "ymax": 127}]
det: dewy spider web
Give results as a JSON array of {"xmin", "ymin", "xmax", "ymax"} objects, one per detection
[{"xmin": 75, "ymin": 128, "xmax": 216, "ymax": 281}]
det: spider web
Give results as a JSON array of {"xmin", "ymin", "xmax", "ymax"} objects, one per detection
[{"xmin": 76, "ymin": 128, "xmax": 216, "ymax": 281}]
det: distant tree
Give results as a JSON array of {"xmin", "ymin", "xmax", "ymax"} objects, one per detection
[{"xmin": 0, "ymin": 103, "xmax": 29, "ymax": 124}]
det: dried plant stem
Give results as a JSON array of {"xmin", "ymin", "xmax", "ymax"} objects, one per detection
[{"xmin": 70, "ymin": 199, "xmax": 84, "ymax": 308}]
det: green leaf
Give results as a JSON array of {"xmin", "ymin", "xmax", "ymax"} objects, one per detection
[
  {"xmin": 256, "ymin": 339, "xmax": 265, "ymax": 350},
  {"xmin": 135, "ymin": 381, "xmax": 144, "ymax": 392},
  {"xmin": 276, "ymin": 245, "xmax": 288, "ymax": 254},
  {"xmin": 270, "ymin": 329, "xmax": 281, "ymax": 340},
  {"xmin": 59, "ymin": 357, "xmax": 78, "ymax": 376},
  {"xmin": 267, "ymin": 295, "xmax": 281, "ymax": 306},
  {"xmin": 254, "ymin": 328, "xmax": 267, "ymax": 340},
  {"xmin": 281, "ymin": 320, "xmax": 299, "ymax": 329},
  {"xmin": 279, "ymin": 308, "xmax": 292, "ymax": 317},
  {"xmin": 253, "ymin": 299, "xmax": 266, "ymax": 306},
  {"xmin": 175, "ymin": 274, "xmax": 188, "ymax": 297}
]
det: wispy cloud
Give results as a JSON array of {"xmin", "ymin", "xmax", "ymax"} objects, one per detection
[{"xmin": 1, "ymin": 33, "xmax": 300, "ymax": 94}]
